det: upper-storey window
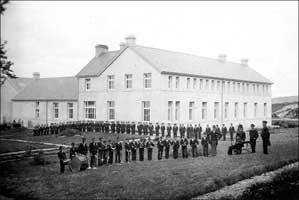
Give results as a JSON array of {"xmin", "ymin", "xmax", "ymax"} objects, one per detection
[
  {"xmin": 233, "ymin": 82, "xmax": 236, "ymax": 93},
  {"xmin": 107, "ymin": 75, "xmax": 115, "ymax": 89},
  {"xmin": 227, "ymin": 81, "xmax": 230, "ymax": 93},
  {"xmin": 193, "ymin": 78, "xmax": 197, "ymax": 89},
  {"xmin": 85, "ymin": 78, "xmax": 91, "ymax": 91},
  {"xmin": 242, "ymin": 83, "xmax": 245, "ymax": 94},
  {"xmin": 187, "ymin": 77, "xmax": 191, "ymax": 89},
  {"xmin": 217, "ymin": 81, "xmax": 220, "ymax": 91},
  {"xmin": 205, "ymin": 79, "xmax": 209, "ymax": 90},
  {"xmin": 211, "ymin": 80, "xmax": 215, "ymax": 90},
  {"xmin": 253, "ymin": 84, "xmax": 256, "ymax": 95},
  {"xmin": 246, "ymin": 83, "xmax": 249, "ymax": 94},
  {"xmin": 257, "ymin": 84, "xmax": 260, "ymax": 95},
  {"xmin": 144, "ymin": 73, "xmax": 152, "ymax": 88},
  {"xmin": 168, "ymin": 76, "xmax": 173, "ymax": 89},
  {"xmin": 237, "ymin": 82, "xmax": 240, "ymax": 93},
  {"xmin": 125, "ymin": 74, "xmax": 133, "ymax": 89},
  {"xmin": 199, "ymin": 79, "xmax": 203, "ymax": 90},
  {"xmin": 175, "ymin": 76, "xmax": 180, "ymax": 89}
]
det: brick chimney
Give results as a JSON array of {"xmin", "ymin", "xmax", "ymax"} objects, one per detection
[
  {"xmin": 33, "ymin": 72, "xmax": 40, "ymax": 80},
  {"xmin": 125, "ymin": 35, "xmax": 136, "ymax": 46},
  {"xmin": 241, "ymin": 58, "xmax": 249, "ymax": 66},
  {"xmin": 218, "ymin": 54, "xmax": 227, "ymax": 62},
  {"xmin": 95, "ymin": 44, "xmax": 108, "ymax": 57}
]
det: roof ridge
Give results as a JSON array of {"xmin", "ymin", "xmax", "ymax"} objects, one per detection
[{"xmin": 133, "ymin": 45, "xmax": 245, "ymax": 66}]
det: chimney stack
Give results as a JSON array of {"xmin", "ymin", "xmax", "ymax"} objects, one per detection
[
  {"xmin": 218, "ymin": 54, "xmax": 227, "ymax": 62},
  {"xmin": 33, "ymin": 72, "xmax": 40, "ymax": 80},
  {"xmin": 125, "ymin": 35, "xmax": 136, "ymax": 46},
  {"xmin": 241, "ymin": 58, "xmax": 249, "ymax": 66},
  {"xmin": 95, "ymin": 44, "xmax": 108, "ymax": 57},
  {"xmin": 119, "ymin": 42, "xmax": 126, "ymax": 50}
]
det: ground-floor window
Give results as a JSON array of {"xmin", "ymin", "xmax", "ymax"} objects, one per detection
[
  {"xmin": 224, "ymin": 102, "xmax": 229, "ymax": 119},
  {"xmin": 234, "ymin": 102, "xmax": 238, "ymax": 118},
  {"xmin": 167, "ymin": 101, "xmax": 173, "ymax": 121},
  {"xmin": 202, "ymin": 102, "xmax": 207, "ymax": 120},
  {"xmin": 243, "ymin": 102, "xmax": 247, "ymax": 118},
  {"xmin": 142, "ymin": 101, "xmax": 150, "ymax": 121},
  {"xmin": 53, "ymin": 102, "xmax": 59, "ymax": 119},
  {"xmin": 175, "ymin": 101, "xmax": 180, "ymax": 121},
  {"xmin": 214, "ymin": 102, "xmax": 219, "ymax": 119},
  {"xmin": 254, "ymin": 102, "xmax": 258, "ymax": 117},
  {"xmin": 108, "ymin": 101, "xmax": 115, "ymax": 120},
  {"xmin": 84, "ymin": 101, "xmax": 96, "ymax": 119},
  {"xmin": 189, "ymin": 101, "xmax": 195, "ymax": 120},
  {"xmin": 67, "ymin": 103, "xmax": 74, "ymax": 119},
  {"xmin": 263, "ymin": 103, "xmax": 267, "ymax": 117},
  {"xmin": 35, "ymin": 101, "xmax": 40, "ymax": 119}
]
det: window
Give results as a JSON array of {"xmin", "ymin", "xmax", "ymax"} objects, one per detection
[
  {"xmin": 125, "ymin": 74, "xmax": 132, "ymax": 89},
  {"xmin": 205, "ymin": 79, "xmax": 209, "ymax": 90},
  {"xmin": 242, "ymin": 83, "xmax": 245, "ymax": 94},
  {"xmin": 167, "ymin": 101, "xmax": 173, "ymax": 121},
  {"xmin": 67, "ymin": 103, "xmax": 74, "ymax": 119},
  {"xmin": 35, "ymin": 101, "xmax": 40, "ymax": 119},
  {"xmin": 257, "ymin": 84, "xmax": 260, "ymax": 95},
  {"xmin": 189, "ymin": 101, "xmax": 195, "ymax": 120},
  {"xmin": 175, "ymin": 101, "xmax": 180, "ymax": 121},
  {"xmin": 262, "ymin": 85, "xmax": 265, "ymax": 96},
  {"xmin": 202, "ymin": 102, "xmax": 207, "ymax": 120},
  {"xmin": 53, "ymin": 103, "xmax": 59, "ymax": 119},
  {"xmin": 187, "ymin": 77, "xmax": 191, "ymax": 89},
  {"xmin": 199, "ymin": 79, "xmax": 203, "ymax": 90},
  {"xmin": 233, "ymin": 82, "xmax": 236, "ymax": 93},
  {"xmin": 211, "ymin": 80, "xmax": 215, "ymax": 90},
  {"xmin": 254, "ymin": 103, "xmax": 258, "ymax": 117},
  {"xmin": 227, "ymin": 81, "xmax": 231, "ymax": 93},
  {"xmin": 84, "ymin": 101, "xmax": 96, "ymax": 119},
  {"xmin": 108, "ymin": 75, "xmax": 115, "ymax": 89},
  {"xmin": 264, "ymin": 103, "xmax": 267, "ymax": 117},
  {"xmin": 224, "ymin": 102, "xmax": 229, "ymax": 119},
  {"xmin": 175, "ymin": 77, "xmax": 180, "ymax": 89},
  {"xmin": 237, "ymin": 82, "xmax": 240, "ymax": 93},
  {"xmin": 222, "ymin": 81, "xmax": 225, "ymax": 91},
  {"xmin": 168, "ymin": 76, "xmax": 172, "ymax": 89},
  {"xmin": 253, "ymin": 84, "xmax": 256, "ymax": 95},
  {"xmin": 243, "ymin": 102, "xmax": 247, "ymax": 118},
  {"xmin": 214, "ymin": 102, "xmax": 219, "ymax": 119},
  {"xmin": 234, "ymin": 102, "xmax": 238, "ymax": 118},
  {"xmin": 107, "ymin": 101, "xmax": 115, "ymax": 120},
  {"xmin": 246, "ymin": 83, "xmax": 249, "ymax": 94},
  {"xmin": 85, "ymin": 78, "xmax": 91, "ymax": 91},
  {"xmin": 217, "ymin": 81, "xmax": 220, "ymax": 91},
  {"xmin": 193, "ymin": 78, "xmax": 197, "ymax": 89},
  {"xmin": 142, "ymin": 101, "xmax": 150, "ymax": 121},
  {"xmin": 144, "ymin": 73, "xmax": 152, "ymax": 88}
]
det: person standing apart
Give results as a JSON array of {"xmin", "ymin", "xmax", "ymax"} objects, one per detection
[
  {"xmin": 261, "ymin": 121, "xmax": 271, "ymax": 154},
  {"xmin": 249, "ymin": 124, "xmax": 258, "ymax": 153},
  {"xmin": 208, "ymin": 126, "xmax": 221, "ymax": 156},
  {"xmin": 229, "ymin": 123, "xmax": 235, "ymax": 143}
]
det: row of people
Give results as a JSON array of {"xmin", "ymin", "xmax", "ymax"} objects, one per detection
[{"xmin": 34, "ymin": 121, "xmax": 239, "ymax": 141}]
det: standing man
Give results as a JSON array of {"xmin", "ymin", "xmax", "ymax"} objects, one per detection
[
  {"xmin": 121, "ymin": 122, "xmax": 126, "ymax": 134},
  {"xmin": 116, "ymin": 121, "xmax": 121, "ymax": 134},
  {"xmin": 194, "ymin": 124, "xmax": 199, "ymax": 140},
  {"xmin": 155, "ymin": 122, "xmax": 160, "ymax": 137},
  {"xmin": 137, "ymin": 122, "xmax": 143, "ymax": 135},
  {"xmin": 125, "ymin": 139, "xmax": 131, "ymax": 163},
  {"xmin": 146, "ymin": 137, "xmax": 155, "ymax": 160},
  {"xmin": 57, "ymin": 146, "xmax": 70, "ymax": 173},
  {"xmin": 173, "ymin": 123, "xmax": 178, "ymax": 138},
  {"xmin": 205, "ymin": 124, "xmax": 211, "ymax": 135},
  {"xmin": 89, "ymin": 138, "xmax": 98, "ymax": 169},
  {"xmin": 111, "ymin": 121, "xmax": 116, "ymax": 134},
  {"xmin": 198, "ymin": 124, "xmax": 203, "ymax": 139},
  {"xmin": 161, "ymin": 123, "xmax": 166, "ymax": 137},
  {"xmin": 261, "ymin": 121, "xmax": 271, "ymax": 154},
  {"xmin": 190, "ymin": 138, "xmax": 199, "ymax": 158},
  {"xmin": 186, "ymin": 124, "xmax": 191, "ymax": 138},
  {"xmin": 208, "ymin": 126, "xmax": 222, "ymax": 156},
  {"xmin": 138, "ymin": 139, "xmax": 145, "ymax": 161},
  {"xmin": 221, "ymin": 124, "xmax": 228, "ymax": 141},
  {"xmin": 107, "ymin": 141, "xmax": 115, "ymax": 164},
  {"xmin": 249, "ymin": 124, "xmax": 259, "ymax": 153},
  {"xmin": 149, "ymin": 123, "xmax": 154, "ymax": 136},
  {"xmin": 157, "ymin": 137, "xmax": 164, "ymax": 160},
  {"xmin": 115, "ymin": 140, "xmax": 122, "ymax": 163},
  {"xmin": 131, "ymin": 139, "xmax": 137, "ymax": 161},
  {"xmin": 180, "ymin": 137, "xmax": 189, "ymax": 158},
  {"xmin": 166, "ymin": 123, "xmax": 172, "ymax": 137},
  {"xmin": 131, "ymin": 122, "xmax": 136, "ymax": 135},
  {"xmin": 236, "ymin": 125, "xmax": 246, "ymax": 142},
  {"xmin": 180, "ymin": 124, "xmax": 186, "ymax": 138},
  {"xmin": 143, "ymin": 122, "xmax": 149, "ymax": 136},
  {"xmin": 201, "ymin": 135, "xmax": 209, "ymax": 157},
  {"xmin": 126, "ymin": 122, "xmax": 131, "ymax": 134},
  {"xmin": 172, "ymin": 137, "xmax": 180, "ymax": 159},
  {"xmin": 164, "ymin": 137, "xmax": 171, "ymax": 159},
  {"xmin": 229, "ymin": 123, "xmax": 235, "ymax": 143}
]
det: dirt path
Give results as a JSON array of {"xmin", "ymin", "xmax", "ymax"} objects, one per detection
[{"xmin": 193, "ymin": 161, "xmax": 299, "ymax": 200}]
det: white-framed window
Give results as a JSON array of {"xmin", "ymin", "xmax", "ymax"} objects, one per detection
[
  {"xmin": 214, "ymin": 102, "xmax": 219, "ymax": 119},
  {"xmin": 144, "ymin": 73, "xmax": 152, "ymax": 88},
  {"xmin": 193, "ymin": 78, "xmax": 197, "ymax": 89},
  {"xmin": 242, "ymin": 83, "xmax": 245, "ymax": 94},
  {"xmin": 202, "ymin": 102, "xmax": 207, "ymax": 120},
  {"xmin": 168, "ymin": 76, "xmax": 173, "ymax": 89},
  {"xmin": 224, "ymin": 102, "xmax": 229, "ymax": 119},
  {"xmin": 237, "ymin": 82, "xmax": 240, "ymax": 93},
  {"xmin": 217, "ymin": 80, "xmax": 220, "ymax": 91},
  {"xmin": 107, "ymin": 101, "xmax": 115, "ymax": 120},
  {"xmin": 234, "ymin": 102, "xmax": 238, "ymax": 118},
  {"xmin": 142, "ymin": 101, "xmax": 150, "ymax": 121},
  {"xmin": 233, "ymin": 82, "xmax": 236, "ymax": 93},
  {"xmin": 187, "ymin": 77, "xmax": 191, "ymax": 89},
  {"xmin": 189, "ymin": 101, "xmax": 195, "ymax": 120},
  {"xmin": 205, "ymin": 79, "xmax": 209, "ymax": 90},
  {"xmin": 243, "ymin": 102, "xmax": 247, "ymax": 118},
  {"xmin": 211, "ymin": 80, "xmax": 215, "ymax": 90},
  {"xmin": 35, "ymin": 101, "xmax": 40, "ymax": 119},
  {"xmin": 167, "ymin": 101, "xmax": 173, "ymax": 121},
  {"xmin": 85, "ymin": 78, "xmax": 91, "ymax": 91},
  {"xmin": 227, "ymin": 81, "xmax": 231, "ymax": 93},
  {"xmin": 107, "ymin": 75, "xmax": 115, "ymax": 89},
  {"xmin": 246, "ymin": 83, "xmax": 249, "ymax": 94},
  {"xmin": 53, "ymin": 102, "xmax": 59, "ymax": 119},
  {"xmin": 125, "ymin": 74, "xmax": 132, "ymax": 89},
  {"xmin": 67, "ymin": 103, "xmax": 74, "ymax": 119},
  {"xmin": 264, "ymin": 103, "xmax": 267, "ymax": 117},
  {"xmin": 84, "ymin": 101, "xmax": 96, "ymax": 119},
  {"xmin": 253, "ymin": 84, "xmax": 256, "ymax": 95},
  {"xmin": 175, "ymin": 76, "xmax": 180, "ymax": 89},
  {"xmin": 199, "ymin": 79, "xmax": 203, "ymax": 90},
  {"xmin": 175, "ymin": 101, "xmax": 180, "ymax": 121},
  {"xmin": 254, "ymin": 102, "xmax": 258, "ymax": 117}
]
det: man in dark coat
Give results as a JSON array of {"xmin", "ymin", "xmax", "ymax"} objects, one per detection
[
  {"xmin": 172, "ymin": 137, "xmax": 180, "ymax": 159},
  {"xmin": 115, "ymin": 140, "xmax": 122, "ymax": 163},
  {"xmin": 236, "ymin": 125, "xmax": 246, "ymax": 142},
  {"xmin": 180, "ymin": 137, "xmax": 188, "ymax": 158},
  {"xmin": 143, "ymin": 122, "xmax": 149, "ymax": 136},
  {"xmin": 157, "ymin": 137, "xmax": 164, "ymax": 160},
  {"xmin": 89, "ymin": 138, "xmax": 98, "ymax": 168},
  {"xmin": 77, "ymin": 137, "xmax": 88, "ymax": 156},
  {"xmin": 173, "ymin": 124, "xmax": 178, "ymax": 138},
  {"xmin": 229, "ymin": 123, "xmax": 235, "ymax": 143},
  {"xmin": 57, "ymin": 146, "xmax": 70, "ymax": 173},
  {"xmin": 194, "ymin": 124, "xmax": 199, "ymax": 139},
  {"xmin": 201, "ymin": 135, "xmax": 209, "ymax": 157},
  {"xmin": 179, "ymin": 124, "xmax": 186, "ymax": 138},
  {"xmin": 221, "ymin": 124, "xmax": 228, "ymax": 141},
  {"xmin": 249, "ymin": 124, "xmax": 259, "ymax": 153},
  {"xmin": 261, "ymin": 121, "xmax": 270, "ymax": 154},
  {"xmin": 149, "ymin": 123, "xmax": 154, "ymax": 136},
  {"xmin": 121, "ymin": 122, "xmax": 126, "ymax": 134},
  {"xmin": 116, "ymin": 121, "xmax": 121, "ymax": 134},
  {"xmin": 137, "ymin": 122, "xmax": 143, "ymax": 135},
  {"xmin": 131, "ymin": 122, "xmax": 136, "ymax": 135},
  {"xmin": 131, "ymin": 139, "xmax": 137, "ymax": 161},
  {"xmin": 102, "ymin": 141, "xmax": 108, "ymax": 164},
  {"xmin": 198, "ymin": 124, "xmax": 202, "ymax": 139},
  {"xmin": 166, "ymin": 123, "xmax": 172, "ymax": 137},
  {"xmin": 190, "ymin": 138, "xmax": 199, "ymax": 158},
  {"xmin": 126, "ymin": 122, "xmax": 131, "ymax": 134},
  {"xmin": 155, "ymin": 122, "xmax": 160, "ymax": 137},
  {"xmin": 205, "ymin": 124, "xmax": 211, "ymax": 135},
  {"xmin": 161, "ymin": 123, "xmax": 165, "ymax": 137},
  {"xmin": 146, "ymin": 137, "xmax": 155, "ymax": 160},
  {"xmin": 69, "ymin": 142, "xmax": 76, "ymax": 159},
  {"xmin": 208, "ymin": 126, "xmax": 222, "ymax": 156},
  {"xmin": 125, "ymin": 139, "xmax": 131, "ymax": 163},
  {"xmin": 111, "ymin": 121, "xmax": 116, "ymax": 133},
  {"xmin": 107, "ymin": 141, "xmax": 115, "ymax": 164},
  {"xmin": 163, "ymin": 137, "xmax": 171, "ymax": 159},
  {"xmin": 138, "ymin": 139, "xmax": 145, "ymax": 161}
]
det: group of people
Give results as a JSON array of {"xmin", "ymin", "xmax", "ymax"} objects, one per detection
[{"xmin": 57, "ymin": 121, "xmax": 271, "ymax": 173}]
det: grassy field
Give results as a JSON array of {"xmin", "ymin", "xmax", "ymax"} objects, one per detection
[
  {"xmin": 0, "ymin": 128, "xmax": 298, "ymax": 199},
  {"xmin": 0, "ymin": 140, "xmax": 55, "ymax": 154}
]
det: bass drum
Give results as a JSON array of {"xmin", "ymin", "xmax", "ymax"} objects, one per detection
[{"xmin": 70, "ymin": 154, "xmax": 88, "ymax": 172}]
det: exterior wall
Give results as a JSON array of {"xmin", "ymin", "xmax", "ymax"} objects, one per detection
[
  {"xmin": 0, "ymin": 81, "xmax": 17, "ymax": 123},
  {"xmin": 12, "ymin": 100, "xmax": 78, "ymax": 127},
  {"xmin": 78, "ymin": 48, "xmax": 162, "ymax": 121}
]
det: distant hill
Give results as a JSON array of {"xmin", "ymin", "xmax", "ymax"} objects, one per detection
[{"xmin": 272, "ymin": 96, "xmax": 298, "ymax": 119}]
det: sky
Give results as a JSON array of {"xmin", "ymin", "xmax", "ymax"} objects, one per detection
[{"xmin": 1, "ymin": 1, "xmax": 298, "ymax": 97}]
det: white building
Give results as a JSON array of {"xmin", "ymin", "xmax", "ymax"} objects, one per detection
[{"xmin": 2, "ymin": 35, "xmax": 272, "ymax": 128}]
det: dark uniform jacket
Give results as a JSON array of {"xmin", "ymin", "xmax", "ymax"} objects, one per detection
[
  {"xmin": 155, "ymin": 125, "xmax": 160, "ymax": 135},
  {"xmin": 261, "ymin": 127, "xmax": 270, "ymax": 145},
  {"xmin": 89, "ymin": 142, "xmax": 99, "ymax": 155},
  {"xmin": 249, "ymin": 129, "xmax": 259, "ymax": 140},
  {"xmin": 77, "ymin": 143, "xmax": 88, "ymax": 155}
]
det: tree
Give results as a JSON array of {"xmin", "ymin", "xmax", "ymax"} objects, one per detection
[{"xmin": 1, "ymin": 0, "xmax": 16, "ymax": 85}]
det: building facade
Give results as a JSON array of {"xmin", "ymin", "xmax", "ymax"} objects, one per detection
[{"xmin": 2, "ymin": 35, "xmax": 272, "ymax": 128}]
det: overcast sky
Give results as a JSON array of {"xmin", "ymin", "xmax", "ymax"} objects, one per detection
[{"xmin": 1, "ymin": 1, "xmax": 298, "ymax": 97}]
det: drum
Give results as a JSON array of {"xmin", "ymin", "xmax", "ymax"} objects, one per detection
[{"xmin": 70, "ymin": 154, "xmax": 88, "ymax": 172}]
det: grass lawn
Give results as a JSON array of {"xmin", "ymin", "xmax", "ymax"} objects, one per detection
[
  {"xmin": 0, "ymin": 140, "xmax": 56, "ymax": 154},
  {"xmin": 0, "ymin": 128, "xmax": 298, "ymax": 199}
]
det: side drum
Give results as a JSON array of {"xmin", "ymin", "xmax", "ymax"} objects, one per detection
[{"xmin": 70, "ymin": 154, "xmax": 88, "ymax": 172}]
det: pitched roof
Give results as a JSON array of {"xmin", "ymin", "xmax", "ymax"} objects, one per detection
[
  {"xmin": 12, "ymin": 77, "xmax": 78, "ymax": 101},
  {"xmin": 130, "ymin": 45, "xmax": 272, "ymax": 84},
  {"xmin": 7, "ymin": 77, "xmax": 33, "ymax": 92}
]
